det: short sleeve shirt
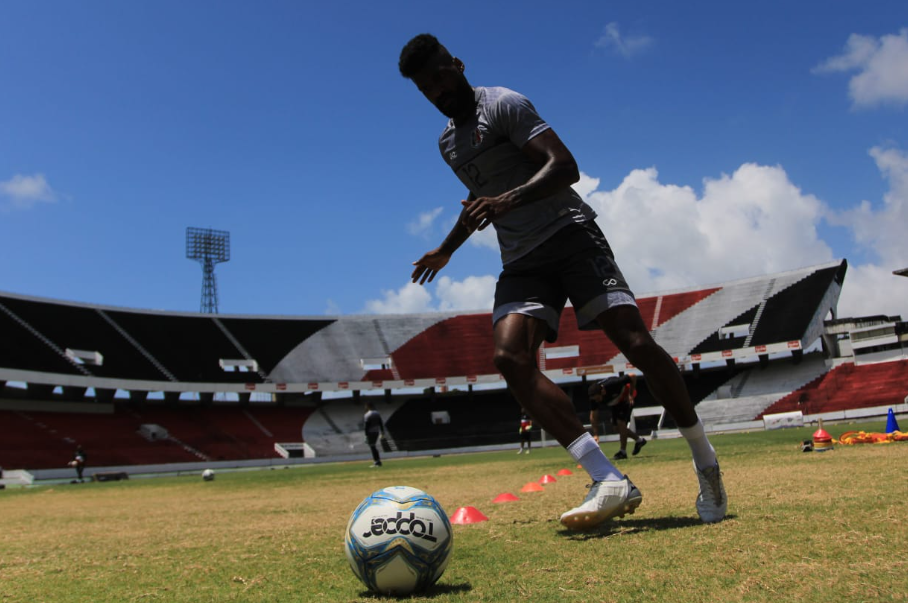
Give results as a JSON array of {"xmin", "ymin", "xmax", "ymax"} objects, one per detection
[
  {"xmin": 438, "ymin": 86, "xmax": 597, "ymax": 265},
  {"xmin": 364, "ymin": 410, "xmax": 384, "ymax": 434},
  {"xmin": 592, "ymin": 375, "xmax": 633, "ymax": 409}
]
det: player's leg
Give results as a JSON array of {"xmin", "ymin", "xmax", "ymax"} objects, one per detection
[
  {"xmin": 367, "ymin": 434, "xmax": 382, "ymax": 467},
  {"xmin": 596, "ymin": 306, "xmax": 726, "ymax": 522},
  {"xmin": 493, "ymin": 313, "xmax": 641, "ymax": 530},
  {"xmin": 561, "ymin": 220, "xmax": 724, "ymax": 522},
  {"xmin": 615, "ymin": 420, "xmax": 630, "ymax": 459},
  {"xmin": 493, "ymin": 313, "xmax": 585, "ymax": 447}
]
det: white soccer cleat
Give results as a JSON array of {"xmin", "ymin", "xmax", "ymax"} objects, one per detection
[
  {"xmin": 559, "ymin": 476, "xmax": 642, "ymax": 531},
  {"xmin": 694, "ymin": 461, "xmax": 727, "ymax": 523}
]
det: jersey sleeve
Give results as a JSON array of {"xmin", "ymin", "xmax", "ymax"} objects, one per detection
[{"xmin": 487, "ymin": 90, "xmax": 550, "ymax": 148}]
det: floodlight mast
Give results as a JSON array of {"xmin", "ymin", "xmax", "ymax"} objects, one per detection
[{"xmin": 186, "ymin": 227, "xmax": 230, "ymax": 314}]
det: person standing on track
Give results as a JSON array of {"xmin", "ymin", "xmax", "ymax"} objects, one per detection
[{"xmin": 399, "ymin": 33, "xmax": 726, "ymax": 529}]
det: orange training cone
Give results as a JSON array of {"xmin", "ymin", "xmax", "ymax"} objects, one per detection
[
  {"xmin": 492, "ymin": 493, "xmax": 519, "ymax": 503},
  {"xmin": 450, "ymin": 506, "xmax": 489, "ymax": 524},
  {"xmin": 539, "ymin": 474, "xmax": 557, "ymax": 484},
  {"xmin": 520, "ymin": 482, "xmax": 544, "ymax": 493},
  {"xmin": 813, "ymin": 418, "xmax": 834, "ymax": 452},
  {"xmin": 556, "ymin": 468, "xmax": 573, "ymax": 476}
]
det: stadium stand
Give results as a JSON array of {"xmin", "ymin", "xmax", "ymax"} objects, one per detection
[
  {"xmin": 0, "ymin": 405, "xmax": 315, "ymax": 470},
  {"xmin": 4, "ymin": 258, "xmax": 905, "ymax": 471},
  {"xmin": 758, "ymin": 359, "xmax": 908, "ymax": 418}
]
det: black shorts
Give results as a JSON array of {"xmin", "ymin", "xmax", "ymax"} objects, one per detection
[
  {"xmin": 492, "ymin": 221, "xmax": 636, "ymax": 342},
  {"xmin": 609, "ymin": 402, "xmax": 633, "ymax": 425}
]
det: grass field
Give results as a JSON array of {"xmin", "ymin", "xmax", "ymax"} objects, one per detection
[{"xmin": 2, "ymin": 421, "xmax": 906, "ymax": 602}]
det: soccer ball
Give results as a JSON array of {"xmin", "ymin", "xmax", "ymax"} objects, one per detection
[
  {"xmin": 345, "ymin": 486, "xmax": 453, "ymax": 596},
  {"xmin": 202, "ymin": 469, "xmax": 215, "ymax": 481}
]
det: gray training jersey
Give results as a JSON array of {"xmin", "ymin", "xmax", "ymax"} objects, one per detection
[{"xmin": 438, "ymin": 86, "xmax": 597, "ymax": 265}]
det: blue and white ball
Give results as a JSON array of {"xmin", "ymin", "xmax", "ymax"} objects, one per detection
[{"xmin": 345, "ymin": 486, "xmax": 453, "ymax": 596}]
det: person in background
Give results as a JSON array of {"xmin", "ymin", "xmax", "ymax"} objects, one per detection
[
  {"xmin": 363, "ymin": 402, "xmax": 386, "ymax": 468},
  {"xmin": 72, "ymin": 445, "xmax": 87, "ymax": 482},
  {"xmin": 589, "ymin": 374, "xmax": 647, "ymax": 459},
  {"xmin": 518, "ymin": 410, "xmax": 533, "ymax": 454}
]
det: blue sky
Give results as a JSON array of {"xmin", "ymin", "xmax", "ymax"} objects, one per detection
[{"xmin": 2, "ymin": 1, "xmax": 907, "ymax": 321}]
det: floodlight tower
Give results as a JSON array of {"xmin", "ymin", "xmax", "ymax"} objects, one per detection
[{"xmin": 186, "ymin": 227, "xmax": 230, "ymax": 314}]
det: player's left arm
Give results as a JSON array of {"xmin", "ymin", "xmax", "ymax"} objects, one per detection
[
  {"xmin": 461, "ymin": 129, "xmax": 579, "ymax": 231},
  {"xmin": 626, "ymin": 374, "xmax": 638, "ymax": 406}
]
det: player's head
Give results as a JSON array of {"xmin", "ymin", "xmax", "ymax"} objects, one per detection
[{"xmin": 399, "ymin": 33, "xmax": 474, "ymax": 119}]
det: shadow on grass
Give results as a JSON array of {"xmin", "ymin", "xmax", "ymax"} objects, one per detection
[
  {"xmin": 557, "ymin": 514, "xmax": 738, "ymax": 539},
  {"xmin": 357, "ymin": 582, "xmax": 472, "ymax": 599}
]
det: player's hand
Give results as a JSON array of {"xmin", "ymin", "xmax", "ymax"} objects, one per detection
[
  {"xmin": 461, "ymin": 195, "xmax": 515, "ymax": 231},
  {"xmin": 411, "ymin": 248, "xmax": 451, "ymax": 285}
]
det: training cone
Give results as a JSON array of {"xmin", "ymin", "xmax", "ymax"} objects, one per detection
[
  {"xmin": 492, "ymin": 493, "xmax": 519, "ymax": 503},
  {"xmin": 813, "ymin": 419, "xmax": 834, "ymax": 452},
  {"xmin": 539, "ymin": 474, "xmax": 557, "ymax": 484},
  {"xmin": 520, "ymin": 482, "xmax": 544, "ymax": 493},
  {"xmin": 556, "ymin": 469, "xmax": 573, "ymax": 476},
  {"xmin": 450, "ymin": 506, "xmax": 489, "ymax": 524},
  {"xmin": 886, "ymin": 408, "xmax": 901, "ymax": 434}
]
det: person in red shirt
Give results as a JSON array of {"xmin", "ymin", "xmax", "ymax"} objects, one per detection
[
  {"xmin": 589, "ymin": 374, "xmax": 647, "ymax": 460},
  {"xmin": 517, "ymin": 411, "xmax": 533, "ymax": 454}
]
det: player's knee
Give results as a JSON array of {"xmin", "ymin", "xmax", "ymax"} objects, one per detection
[
  {"xmin": 493, "ymin": 347, "xmax": 533, "ymax": 377},
  {"xmin": 621, "ymin": 332, "xmax": 654, "ymax": 363}
]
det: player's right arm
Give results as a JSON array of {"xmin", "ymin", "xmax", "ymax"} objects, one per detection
[{"xmin": 411, "ymin": 194, "xmax": 476, "ymax": 285}]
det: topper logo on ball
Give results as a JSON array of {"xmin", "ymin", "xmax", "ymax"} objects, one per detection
[{"xmin": 363, "ymin": 511, "xmax": 438, "ymax": 542}]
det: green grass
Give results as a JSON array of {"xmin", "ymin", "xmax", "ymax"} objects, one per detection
[{"xmin": 2, "ymin": 421, "xmax": 906, "ymax": 602}]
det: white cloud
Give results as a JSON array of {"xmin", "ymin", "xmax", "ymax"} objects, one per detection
[
  {"xmin": 370, "ymin": 152, "xmax": 908, "ymax": 321},
  {"xmin": 0, "ymin": 173, "xmax": 59, "ymax": 210},
  {"xmin": 837, "ymin": 263, "xmax": 908, "ymax": 319},
  {"xmin": 594, "ymin": 22, "xmax": 653, "ymax": 59},
  {"xmin": 580, "ymin": 163, "xmax": 834, "ymax": 293},
  {"xmin": 363, "ymin": 275, "xmax": 495, "ymax": 314},
  {"xmin": 814, "ymin": 28, "xmax": 908, "ymax": 108},
  {"xmin": 435, "ymin": 275, "xmax": 496, "ymax": 311},
  {"xmin": 830, "ymin": 145, "xmax": 908, "ymax": 317},
  {"xmin": 407, "ymin": 207, "xmax": 444, "ymax": 238},
  {"xmin": 467, "ymin": 222, "xmax": 499, "ymax": 251},
  {"xmin": 364, "ymin": 282, "xmax": 433, "ymax": 314}
]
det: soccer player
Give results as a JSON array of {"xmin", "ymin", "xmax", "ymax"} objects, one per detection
[
  {"xmin": 399, "ymin": 34, "xmax": 726, "ymax": 529},
  {"xmin": 589, "ymin": 374, "xmax": 647, "ymax": 459}
]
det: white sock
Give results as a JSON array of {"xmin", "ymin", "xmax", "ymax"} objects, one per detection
[
  {"xmin": 678, "ymin": 420, "xmax": 718, "ymax": 470},
  {"xmin": 567, "ymin": 432, "xmax": 623, "ymax": 482}
]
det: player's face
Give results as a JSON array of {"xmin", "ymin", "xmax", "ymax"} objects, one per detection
[{"xmin": 411, "ymin": 55, "xmax": 475, "ymax": 119}]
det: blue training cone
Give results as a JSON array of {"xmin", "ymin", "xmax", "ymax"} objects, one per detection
[{"xmin": 886, "ymin": 408, "xmax": 901, "ymax": 434}]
